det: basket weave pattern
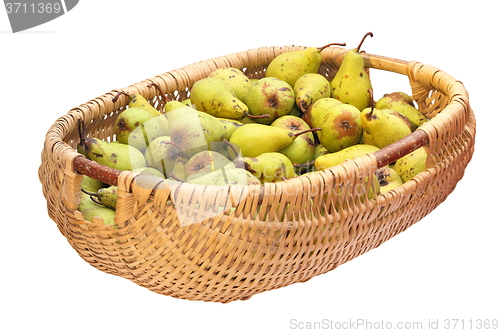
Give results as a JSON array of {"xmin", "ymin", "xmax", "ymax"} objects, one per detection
[{"xmin": 39, "ymin": 46, "xmax": 475, "ymax": 303}]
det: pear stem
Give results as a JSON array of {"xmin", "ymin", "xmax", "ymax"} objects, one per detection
[
  {"xmin": 244, "ymin": 111, "xmax": 271, "ymax": 119},
  {"xmin": 223, "ymin": 139, "xmax": 245, "ymax": 168},
  {"xmin": 167, "ymin": 172, "xmax": 184, "ymax": 182},
  {"xmin": 81, "ymin": 188, "xmax": 97, "ymax": 196},
  {"xmin": 367, "ymin": 88, "xmax": 375, "ymax": 117},
  {"xmin": 112, "ymin": 90, "xmax": 131, "ymax": 103},
  {"xmin": 293, "ymin": 162, "xmax": 314, "ymax": 168},
  {"xmin": 293, "ymin": 127, "xmax": 322, "ymax": 137},
  {"xmin": 318, "ymin": 42, "xmax": 347, "ymax": 51},
  {"xmin": 298, "ymin": 100, "xmax": 308, "ymax": 113},
  {"xmin": 147, "ymin": 81, "xmax": 172, "ymax": 107},
  {"xmin": 356, "ymin": 32, "xmax": 374, "ymax": 52},
  {"xmin": 77, "ymin": 118, "xmax": 86, "ymax": 143}
]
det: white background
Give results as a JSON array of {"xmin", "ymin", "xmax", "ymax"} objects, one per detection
[{"xmin": 1, "ymin": 1, "xmax": 498, "ymax": 332}]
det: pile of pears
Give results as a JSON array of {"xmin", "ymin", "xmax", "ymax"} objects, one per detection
[{"xmin": 76, "ymin": 32, "xmax": 431, "ymax": 224}]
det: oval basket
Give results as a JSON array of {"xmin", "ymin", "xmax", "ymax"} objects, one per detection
[{"xmin": 39, "ymin": 46, "xmax": 476, "ymax": 303}]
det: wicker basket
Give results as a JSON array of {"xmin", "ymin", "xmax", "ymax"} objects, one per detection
[{"xmin": 39, "ymin": 46, "xmax": 476, "ymax": 303}]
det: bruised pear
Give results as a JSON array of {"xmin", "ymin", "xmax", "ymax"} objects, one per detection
[
  {"xmin": 245, "ymin": 77, "xmax": 295, "ymax": 125},
  {"xmin": 316, "ymin": 103, "xmax": 363, "ymax": 153}
]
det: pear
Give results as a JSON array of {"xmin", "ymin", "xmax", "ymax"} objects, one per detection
[
  {"xmin": 314, "ymin": 144, "xmax": 329, "ymax": 159},
  {"xmin": 271, "ymin": 115, "xmax": 316, "ymax": 166},
  {"xmin": 80, "ymin": 206, "xmax": 117, "ymax": 227},
  {"xmin": 114, "ymin": 107, "xmax": 162, "ymax": 151},
  {"xmin": 302, "ymin": 97, "xmax": 343, "ymax": 130},
  {"xmin": 181, "ymin": 99, "xmax": 195, "ymax": 107},
  {"xmin": 265, "ymin": 42, "xmax": 346, "ymax": 87},
  {"xmin": 375, "ymin": 92, "xmax": 427, "ymax": 130},
  {"xmin": 92, "ymin": 185, "xmax": 118, "ymax": 209},
  {"xmin": 380, "ymin": 108, "xmax": 413, "ymax": 131},
  {"xmin": 294, "ymin": 73, "xmax": 331, "ymax": 112},
  {"xmin": 314, "ymin": 144, "xmax": 380, "ymax": 171},
  {"xmin": 166, "ymin": 156, "xmax": 186, "ymax": 181},
  {"xmin": 243, "ymin": 152, "xmax": 295, "ymax": 183},
  {"xmin": 163, "ymin": 99, "xmax": 185, "ymax": 112},
  {"xmin": 330, "ymin": 33, "xmax": 373, "ymax": 111},
  {"xmin": 168, "ymin": 109, "xmax": 236, "ymax": 157},
  {"xmin": 184, "ymin": 150, "xmax": 237, "ymax": 179},
  {"xmin": 393, "ymin": 147, "xmax": 428, "ymax": 183},
  {"xmin": 190, "ymin": 77, "xmax": 248, "ymax": 120},
  {"xmin": 208, "ymin": 67, "xmax": 252, "ymax": 103},
  {"xmin": 144, "ymin": 136, "xmax": 180, "ymax": 177},
  {"xmin": 360, "ymin": 105, "xmax": 412, "ymax": 148},
  {"xmin": 375, "ymin": 166, "xmax": 404, "ymax": 193},
  {"xmin": 185, "ymin": 167, "xmax": 261, "ymax": 186},
  {"xmin": 81, "ymin": 138, "xmax": 146, "ymax": 171},
  {"xmin": 316, "ymin": 103, "xmax": 363, "ymax": 153},
  {"xmin": 229, "ymin": 123, "xmax": 315, "ymax": 158},
  {"xmin": 217, "ymin": 118, "xmax": 245, "ymax": 141},
  {"xmin": 81, "ymin": 175, "xmax": 105, "ymax": 193},
  {"xmin": 78, "ymin": 192, "xmax": 99, "ymax": 212},
  {"xmin": 245, "ymin": 77, "xmax": 295, "ymax": 125},
  {"xmin": 133, "ymin": 166, "xmax": 166, "ymax": 179},
  {"xmin": 112, "ymin": 91, "xmax": 161, "ymax": 118}
]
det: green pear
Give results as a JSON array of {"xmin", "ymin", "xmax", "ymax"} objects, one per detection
[
  {"xmin": 302, "ymin": 97, "xmax": 343, "ymax": 130},
  {"xmin": 229, "ymin": 123, "xmax": 314, "ymax": 158},
  {"xmin": 393, "ymin": 147, "xmax": 428, "ymax": 183},
  {"xmin": 180, "ymin": 99, "xmax": 194, "ymax": 107},
  {"xmin": 208, "ymin": 67, "xmax": 252, "ymax": 103},
  {"xmin": 243, "ymin": 152, "xmax": 295, "ymax": 183},
  {"xmin": 81, "ymin": 138, "xmax": 146, "ymax": 171},
  {"xmin": 164, "ymin": 100, "xmax": 186, "ymax": 112},
  {"xmin": 168, "ymin": 156, "xmax": 188, "ymax": 181},
  {"xmin": 78, "ymin": 192, "xmax": 99, "ymax": 212},
  {"xmin": 126, "ymin": 92, "xmax": 161, "ymax": 117},
  {"xmin": 314, "ymin": 144, "xmax": 379, "ymax": 171},
  {"xmin": 330, "ymin": 33, "xmax": 374, "ymax": 111},
  {"xmin": 265, "ymin": 42, "xmax": 346, "ymax": 87},
  {"xmin": 144, "ymin": 136, "xmax": 180, "ymax": 177},
  {"xmin": 133, "ymin": 166, "xmax": 167, "ymax": 179},
  {"xmin": 316, "ymin": 103, "xmax": 363, "ymax": 152},
  {"xmin": 185, "ymin": 167, "xmax": 261, "ymax": 186},
  {"xmin": 271, "ymin": 115, "xmax": 316, "ymax": 166},
  {"xmin": 375, "ymin": 166, "xmax": 404, "ymax": 193},
  {"xmin": 375, "ymin": 92, "xmax": 427, "ymax": 130},
  {"xmin": 360, "ymin": 105, "xmax": 412, "ymax": 148},
  {"xmin": 190, "ymin": 77, "xmax": 248, "ymax": 120},
  {"xmin": 168, "ymin": 109, "xmax": 230, "ymax": 157},
  {"xmin": 81, "ymin": 175, "xmax": 105, "ymax": 193},
  {"xmin": 294, "ymin": 73, "xmax": 331, "ymax": 112},
  {"xmin": 184, "ymin": 150, "xmax": 237, "ymax": 179},
  {"xmin": 92, "ymin": 185, "xmax": 118, "ymax": 209},
  {"xmin": 80, "ymin": 206, "xmax": 117, "ymax": 227},
  {"xmin": 245, "ymin": 77, "xmax": 295, "ymax": 125},
  {"xmin": 217, "ymin": 118, "xmax": 245, "ymax": 141},
  {"xmin": 114, "ymin": 107, "xmax": 162, "ymax": 151}
]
